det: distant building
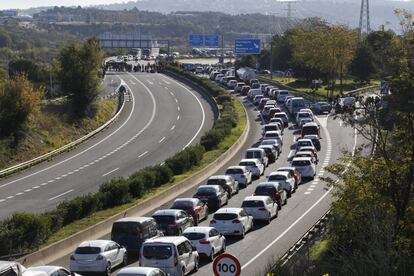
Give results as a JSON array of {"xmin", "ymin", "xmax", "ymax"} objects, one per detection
[{"xmin": 1, "ymin": 10, "xmax": 19, "ymax": 17}]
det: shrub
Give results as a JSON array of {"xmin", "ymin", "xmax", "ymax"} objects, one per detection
[
  {"xmin": 127, "ymin": 174, "xmax": 146, "ymax": 198},
  {"xmin": 99, "ymin": 178, "xmax": 132, "ymax": 208}
]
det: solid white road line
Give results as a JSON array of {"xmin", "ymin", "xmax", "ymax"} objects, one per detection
[
  {"xmin": 162, "ymin": 75, "xmax": 206, "ymax": 149},
  {"xmin": 159, "ymin": 137, "xmax": 166, "ymax": 143},
  {"xmin": 102, "ymin": 168, "xmax": 119, "ymax": 177},
  {"xmin": 0, "ymin": 76, "xmax": 137, "ymax": 189},
  {"xmin": 138, "ymin": 151, "xmax": 148, "ymax": 158},
  {"xmin": 146, "ymin": 79, "xmax": 154, "ymax": 85},
  {"xmin": 48, "ymin": 189, "xmax": 74, "ymax": 201}
]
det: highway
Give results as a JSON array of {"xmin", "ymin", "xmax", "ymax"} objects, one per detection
[
  {"xmin": 50, "ymin": 86, "xmax": 360, "ymax": 276},
  {"xmin": 0, "ymin": 72, "xmax": 215, "ymax": 219}
]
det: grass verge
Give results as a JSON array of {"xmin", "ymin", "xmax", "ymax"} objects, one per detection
[{"xmin": 42, "ymin": 83, "xmax": 247, "ymax": 248}]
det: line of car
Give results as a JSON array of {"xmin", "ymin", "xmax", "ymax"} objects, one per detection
[{"xmin": 2, "ymin": 71, "xmax": 329, "ymax": 276}]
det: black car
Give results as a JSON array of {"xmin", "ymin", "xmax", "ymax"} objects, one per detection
[
  {"xmin": 152, "ymin": 209, "xmax": 194, "ymax": 236},
  {"xmin": 193, "ymin": 185, "xmax": 228, "ymax": 210},
  {"xmin": 258, "ymin": 145, "xmax": 278, "ymax": 163}
]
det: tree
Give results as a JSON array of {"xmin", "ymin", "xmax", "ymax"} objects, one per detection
[
  {"xmin": 349, "ymin": 43, "xmax": 376, "ymax": 83},
  {"xmin": 58, "ymin": 38, "xmax": 104, "ymax": 117},
  {"xmin": 0, "ymin": 75, "xmax": 44, "ymax": 138},
  {"xmin": 234, "ymin": 54, "xmax": 256, "ymax": 68},
  {"xmin": 366, "ymin": 30, "xmax": 396, "ymax": 78},
  {"xmin": 8, "ymin": 59, "xmax": 48, "ymax": 83},
  {"xmin": 289, "ymin": 23, "xmax": 357, "ymax": 97},
  {"xmin": 270, "ymin": 34, "xmax": 292, "ymax": 71},
  {"xmin": 0, "ymin": 30, "xmax": 11, "ymax": 48}
]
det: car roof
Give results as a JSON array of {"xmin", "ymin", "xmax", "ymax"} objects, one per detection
[
  {"xmin": 240, "ymin": 158, "xmax": 260, "ymax": 163},
  {"xmin": 274, "ymin": 112, "xmax": 287, "ymax": 116},
  {"xmin": 277, "ymin": 167, "xmax": 295, "ymax": 171},
  {"xmin": 303, "ymin": 135, "xmax": 318, "ymax": 139},
  {"xmin": 243, "ymin": 195, "xmax": 269, "ymax": 201},
  {"xmin": 297, "ymin": 138, "xmax": 313, "ymax": 143},
  {"xmin": 269, "ymin": 171, "xmax": 289, "ymax": 176},
  {"xmin": 145, "ymin": 236, "xmax": 188, "ymax": 245},
  {"xmin": 264, "ymin": 131, "xmax": 280, "ymax": 134},
  {"xmin": 226, "ymin": 165, "xmax": 246, "ymax": 171},
  {"xmin": 198, "ymin": 185, "xmax": 219, "ymax": 190},
  {"xmin": 78, "ymin": 240, "xmax": 112, "ymax": 249},
  {"xmin": 0, "ymin": 261, "xmax": 25, "ymax": 274},
  {"xmin": 114, "ymin": 217, "xmax": 153, "ymax": 223},
  {"xmin": 303, "ymin": 122, "xmax": 318, "ymax": 127},
  {"xmin": 117, "ymin": 267, "xmax": 159, "ymax": 274},
  {"xmin": 215, "ymin": 208, "xmax": 243, "ymax": 214},
  {"xmin": 257, "ymin": 182, "xmax": 280, "ymax": 187},
  {"xmin": 26, "ymin": 266, "xmax": 62, "ymax": 274},
  {"xmin": 208, "ymin": 175, "xmax": 231, "ymax": 180},
  {"xmin": 173, "ymin": 198, "xmax": 198, "ymax": 204},
  {"xmin": 153, "ymin": 209, "xmax": 182, "ymax": 216},
  {"xmin": 184, "ymin": 226, "xmax": 214, "ymax": 234},
  {"xmin": 292, "ymin": 157, "xmax": 312, "ymax": 161},
  {"xmin": 300, "ymin": 146, "xmax": 315, "ymax": 150},
  {"xmin": 258, "ymin": 145, "xmax": 273, "ymax": 149},
  {"xmin": 246, "ymin": 147, "xmax": 265, "ymax": 152}
]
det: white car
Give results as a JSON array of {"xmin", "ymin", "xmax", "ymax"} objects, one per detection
[
  {"xmin": 267, "ymin": 171, "xmax": 296, "ymax": 197},
  {"xmin": 210, "ymin": 208, "xmax": 254, "ymax": 238},
  {"xmin": 116, "ymin": 267, "xmax": 168, "ymax": 276},
  {"xmin": 299, "ymin": 108, "xmax": 314, "ymax": 118},
  {"xmin": 262, "ymin": 131, "xmax": 283, "ymax": 146},
  {"xmin": 245, "ymin": 148, "xmax": 269, "ymax": 167},
  {"xmin": 227, "ymin": 79, "xmax": 238, "ymax": 89},
  {"xmin": 241, "ymin": 196, "xmax": 278, "ymax": 223},
  {"xmin": 298, "ymin": 117, "xmax": 314, "ymax": 129},
  {"xmin": 183, "ymin": 226, "xmax": 226, "ymax": 261},
  {"xmin": 273, "ymin": 112, "xmax": 289, "ymax": 127},
  {"xmin": 239, "ymin": 158, "xmax": 265, "ymax": 178},
  {"xmin": 291, "ymin": 157, "xmax": 316, "ymax": 179},
  {"xmin": 70, "ymin": 240, "xmax": 127, "ymax": 275},
  {"xmin": 276, "ymin": 90, "xmax": 290, "ymax": 103},
  {"xmin": 295, "ymin": 139, "xmax": 316, "ymax": 153},
  {"xmin": 262, "ymin": 123, "xmax": 283, "ymax": 136},
  {"xmin": 140, "ymin": 236, "xmax": 199, "ymax": 276},
  {"xmin": 296, "ymin": 111, "xmax": 313, "ymax": 125},
  {"xmin": 225, "ymin": 166, "xmax": 252, "ymax": 187},
  {"xmin": 26, "ymin": 267, "xmax": 80, "ymax": 276}
]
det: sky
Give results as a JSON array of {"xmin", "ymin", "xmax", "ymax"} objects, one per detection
[{"xmin": 0, "ymin": 0, "xmax": 123, "ymax": 10}]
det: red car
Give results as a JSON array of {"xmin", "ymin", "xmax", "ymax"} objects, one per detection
[
  {"xmin": 170, "ymin": 198, "xmax": 208, "ymax": 226},
  {"xmin": 277, "ymin": 167, "xmax": 302, "ymax": 188}
]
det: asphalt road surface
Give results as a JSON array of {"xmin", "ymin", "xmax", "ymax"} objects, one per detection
[
  {"xmin": 0, "ymin": 72, "xmax": 214, "ymax": 219},
  {"xmin": 50, "ymin": 86, "xmax": 360, "ymax": 276}
]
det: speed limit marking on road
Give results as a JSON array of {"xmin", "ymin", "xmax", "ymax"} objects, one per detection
[{"xmin": 212, "ymin": 253, "xmax": 241, "ymax": 276}]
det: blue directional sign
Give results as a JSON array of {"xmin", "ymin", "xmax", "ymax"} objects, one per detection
[
  {"xmin": 204, "ymin": 35, "xmax": 220, "ymax": 47},
  {"xmin": 188, "ymin": 34, "xmax": 204, "ymax": 47},
  {"xmin": 235, "ymin": 39, "xmax": 261, "ymax": 55}
]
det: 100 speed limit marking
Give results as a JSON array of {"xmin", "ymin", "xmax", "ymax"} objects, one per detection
[{"xmin": 212, "ymin": 253, "xmax": 241, "ymax": 276}]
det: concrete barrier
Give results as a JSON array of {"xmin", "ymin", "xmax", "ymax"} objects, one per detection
[{"xmin": 18, "ymin": 74, "xmax": 251, "ymax": 267}]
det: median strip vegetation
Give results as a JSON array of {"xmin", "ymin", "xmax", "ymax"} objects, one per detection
[{"xmin": 0, "ymin": 65, "xmax": 247, "ymax": 258}]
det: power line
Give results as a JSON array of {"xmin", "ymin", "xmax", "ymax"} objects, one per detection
[{"xmin": 359, "ymin": 0, "xmax": 371, "ymax": 38}]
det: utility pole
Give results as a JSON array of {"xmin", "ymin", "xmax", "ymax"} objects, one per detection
[{"xmin": 358, "ymin": 0, "xmax": 371, "ymax": 39}]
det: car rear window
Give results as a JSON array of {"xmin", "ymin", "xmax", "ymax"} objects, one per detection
[
  {"xmin": 268, "ymin": 175, "xmax": 286, "ymax": 181},
  {"xmin": 241, "ymin": 200, "xmax": 265, "ymax": 207},
  {"xmin": 297, "ymin": 141, "xmax": 311, "ymax": 147},
  {"xmin": 143, "ymin": 245, "xmax": 173, "ymax": 259},
  {"xmin": 255, "ymin": 186, "xmax": 276, "ymax": 194},
  {"xmin": 153, "ymin": 215, "xmax": 175, "ymax": 224},
  {"xmin": 226, "ymin": 169, "xmax": 243, "ymax": 174},
  {"xmin": 302, "ymin": 126, "xmax": 318, "ymax": 135},
  {"xmin": 171, "ymin": 201, "xmax": 194, "ymax": 209},
  {"xmin": 239, "ymin": 162, "xmax": 255, "ymax": 167},
  {"xmin": 183, "ymin": 232, "xmax": 206, "ymax": 240},
  {"xmin": 207, "ymin": 179, "xmax": 226, "ymax": 186},
  {"xmin": 246, "ymin": 151, "xmax": 260, "ymax": 159},
  {"xmin": 265, "ymin": 126, "xmax": 278, "ymax": 132},
  {"xmin": 292, "ymin": 160, "xmax": 311, "ymax": 166},
  {"xmin": 75, "ymin": 246, "xmax": 101, "ymax": 254},
  {"xmin": 213, "ymin": 213, "xmax": 238, "ymax": 220}
]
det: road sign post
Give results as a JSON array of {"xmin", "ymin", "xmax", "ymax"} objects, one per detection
[
  {"xmin": 188, "ymin": 34, "xmax": 220, "ymax": 48},
  {"xmin": 235, "ymin": 39, "xmax": 261, "ymax": 55},
  {"xmin": 212, "ymin": 253, "xmax": 241, "ymax": 276}
]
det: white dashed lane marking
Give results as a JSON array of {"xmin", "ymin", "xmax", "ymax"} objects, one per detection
[
  {"xmin": 138, "ymin": 151, "xmax": 148, "ymax": 158},
  {"xmin": 102, "ymin": 168, "xmax": 119, "ymax": 177}
]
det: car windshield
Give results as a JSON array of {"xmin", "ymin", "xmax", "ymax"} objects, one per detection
[
  {"xmin": 143, "ymin": 245, "xmax": 173, "ymax": 259},
  {"xmin": 246, "ymin": 151, "xmax": 261, "ymax": 159},
  {"xmin": 75, "ymin": 246, "xmax": 101, "ymax": 254},
  {"xmin": 183, "ymin": 232, "xmax": 206, "ymax": 240},
  {"xmin": 171, "ymin": 201, "xmax": 194, "ymax": 209},
  {"xmin": 255, "ymin": 186, "xmax": 275, "ymax": 194},
  {"xmin": 242, "ymin": 200, "xmax": 265, "ymax": 207},
  {"xmin": 292, "ymin": 160, "xmax": 311, "ymax": 166},
  {"xmin": 153, "ymin": 215, "xmax": 175, "ymax": 224},
  {"xmin": 292, "ymin": 100, "xmax": 305, "ymax": 108},
  {"xmin": 298, "ymin": 113, "xmax": 310, "ymax": 118},
  {"xmin": 207, "ymin": 179, "xmax": 226, "ymax": 186},
  {"xmin": 268, "ymin": 175, "xmax": 286, "ymax": 181},
  {"xmin": 265, "ymin": 126, "xmax": 278, "ymax": 132},
  {"xmin": 226, "ymin": 169, "xmax": 243, "ymax": 174},
  {"xmin": 213, "ymin": 213, "xmax": 238, "ymax": 220}
]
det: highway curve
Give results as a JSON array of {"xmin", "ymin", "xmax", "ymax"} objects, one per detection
[
  {"xmin": 50, "ymin": 87, "xmax": 361, "ymax": 276},
  {"xmin": 0, "ymin": 72, "xmax": 215, "ymax": 219}
]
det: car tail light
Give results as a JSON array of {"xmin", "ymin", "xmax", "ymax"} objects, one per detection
[
  {"xmin": 275, "ymin": 192, "xmax": 280, "ymax": 200},
  {"xmin": 70, "ymin": 255, "xmax": 75, "ymax": 261},
  {"xmin": 199, "ymin": 239, "xmax": 211, "ymax": 244},
  {"xmin": 258, "ymin": 208, "xmax": 266, "ymax": 211},
  {"xmin": 210, "ymin": 219, "xmax": 216, "ymax": 224},
  {"xmin": 96, "ymin": 255, "xmax": 104, "ymax": 260},
  {"xmin": 232, "ymin": 219, "xmax": 241, "ymax": 223}
]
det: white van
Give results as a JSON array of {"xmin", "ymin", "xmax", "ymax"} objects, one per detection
[
  {"xmin": 287, "ymin": 97, "xmax": 306, "ymax": 115},
  {"xmin": 245, "ymin": 148, "xmax": 268, "ymax": 167},
  {"xmin": 140, "ymin": 236, "xmax": 199, "ymax": 276}
]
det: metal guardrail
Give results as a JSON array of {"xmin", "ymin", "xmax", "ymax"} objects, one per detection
[
  {"xmin": 344, "ymin": 85, "xmax": 379, "ymax": 96},
  {"xmin": 0, "ymin": 86, "xmax": 127, "ymax": 178}
]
